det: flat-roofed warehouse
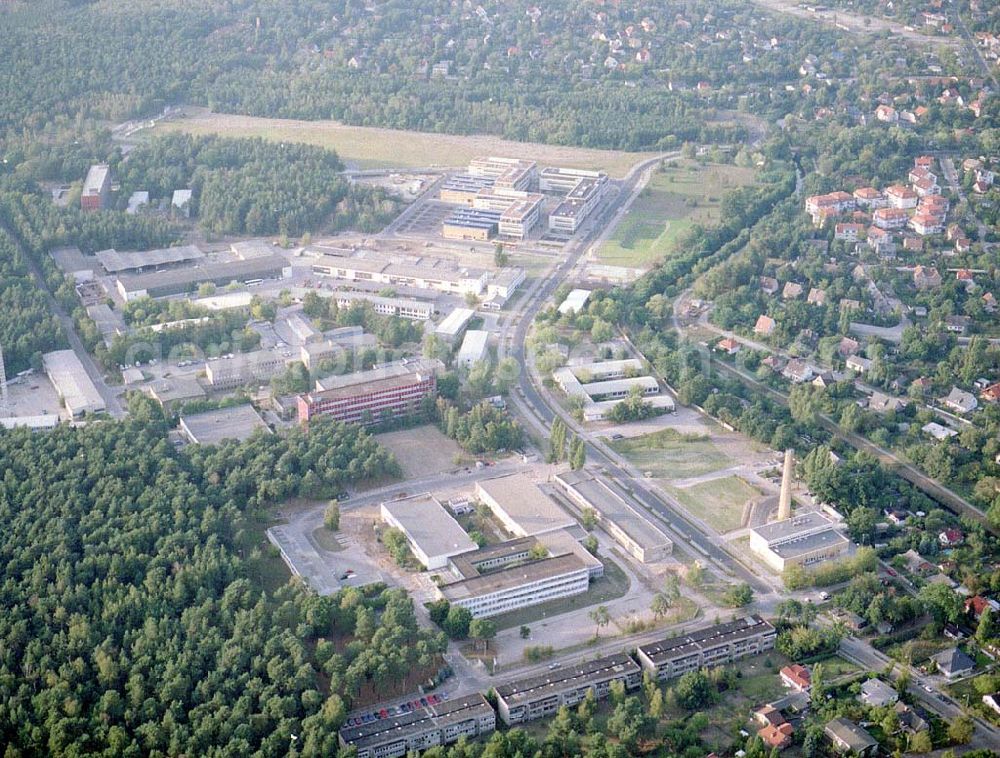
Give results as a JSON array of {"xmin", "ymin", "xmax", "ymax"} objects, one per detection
[
  {"xmin": 338, "ymin": 693, "xmax": 496, "ymax": 758},
  {"xmin": 96, "ymin": 244, "xmax": 205, "ymax": 274},
  {"xmin": 380, "ymin": 495, "xmax": 477, "ymax": 570},
  {"xmin": 475, "ymin": 474, "xmax": 577, "ymax": 538},
  {"xmin": 179, "ymin": 404, "xmax": 270, "ymax": 445},
  {"xmin": 456, "ymin": 329, "xmax": 489, "ymax": 369},
  {"xmin": 553, "ymin": 470, "xmax": 673, "ymax": 563},
  {"xmin": 494, "ymin": 653, "xmax": 642, "ymax": 725},
  {"xmin": 749, "ymin": 511, "xmax": 851, "ymax": 572},
  {"xmin": 42, "ymin": 350, "xmax": 105, "ymax": 417},
  {"xmin": 116, "ymin": 254, "xmax": 290, "ymax": 301},
  {"xmin": 636, "ymin": 615, "xmax": 777, "ymax": 682},
  {"xmin": 434, "ymin": 307, "xmax": 476, "ymax": 346}
]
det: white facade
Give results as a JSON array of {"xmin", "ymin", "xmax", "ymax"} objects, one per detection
[{"xmin": 456, "ymin": 330, "xmax": 489, "ymax": 368}]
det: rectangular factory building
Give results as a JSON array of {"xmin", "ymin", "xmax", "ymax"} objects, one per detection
[
  {"xmin": 204, "ymin": 350, "xmax": 288, "ymax": 390},
  {"xmin": 553, "ymin": 470, "xmax": 673, "ymax": 563},
  {"xmin": 179, "ymin": 404, "xmax": 270, "ymax": 445},
  {"xmin": 635, "ymin": 616, "xmax": 777, "ymax": 682},
  {"xmin": 494, "ymin": 653, "xmax": 642, "ymax": 725},
  {"xmin": 42, "ymin": 350, "xmax": 106, "ymax": 417},
  {"xmin": 434, "ymin": 307, "xmax": 476, "ymax": 346},
  {"xmin": 298, "ymin": 358, "xmax": 443, "ymax": 425},
  {"xmin": 441, "ymin": 208, "xmax": 501, "ymax": 241},
  {"xmin": 96, "ymin": 244, "xmax": 205, "ymax": 274},
  {"xmin": 548, "ymin": 176, "xmax": 608, "ymax": 235},
  {"xmin": 81, "ymin": 164, "xmax": 111, "ymax": 211},
  {"xmin": 338, "ymin": 693, "xmax": 496, "ymax": 758},
  {"xmin": 380, "ymin": 495, "xmax": 478, "ymax": 570},
  {"xmin": 539, "ymin": 166, "xmax": 608, "ymax": 194},
  {"xmin": 116, "ymin": 255, "xmax": 290, "ymax": 301},
  {"xmin": 468, "ymin": 157, "xmax": 537, "ymax": 191},
  {"xmin": 456, "ymin": 329, "xmax": 489, "ymax": 369},
  {"xmin": 748, "ymin": 511, "xmax": 851, "ymax": 572},
  {"xmin": 475, "ymin": 474, "xmax": 578, "ymax": 538}
]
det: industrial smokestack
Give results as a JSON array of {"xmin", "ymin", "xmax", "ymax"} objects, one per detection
[{"xmin": 778, "ymin": 449, "xmax": 794, "ymax": 521}]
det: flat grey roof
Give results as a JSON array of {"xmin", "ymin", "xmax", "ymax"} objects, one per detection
[
  {"xmin": 554, "ymin": 471, "xmax": 673, "ymax": 553},
  {"xmin": 339, "ymin": 693, "xmax": 492, "ymax": 749},
  {"xmin": 97, "ymin": 245, "xmax": 204, "ymax": 273},
  {"xmin": 382, "ymin": 496, "xmax": 477, "ymax": 561},
  {"xmin": 83, "ymin": 164, "xmax": 109, "ymax": 195},
  {"xmin": 475, "ymin": 474, "xmax": 576, "ymax": 536},
  {"xmin": 314, "ymin": 358, "xmax": 442, "ymax": 394},
  {"xmin": 118, "ymin": 254, "xmax": 287, "ymax": 293},
  {"xmin": 770, "ymin": 528, "xmax": 850, "ymax": 559},
  {"xmin": 179, "ymin": 405, "xmax": 270, "ymax": 445},
  {"xmin": 42, "ymin": 350, "xmax": 105, "ymax": 413},
  {"xmin": 495, "ymin": 653, "xmax": 640, "ymax": 706},
  {"xmin": 637, "ymin": 615, "xmax": 775, "ymax": 666},
  {"xmin": 441, "ymin": 552, "xmax": 588, "ymax": 602},
  {"xmin": 751, "ymin": 511, "xmax": 837, "ymax": 543}
]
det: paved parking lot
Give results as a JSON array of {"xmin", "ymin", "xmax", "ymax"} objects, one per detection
[{"xmin": 393, "ymin": 200, "xmax": 454, "ymax": 237}]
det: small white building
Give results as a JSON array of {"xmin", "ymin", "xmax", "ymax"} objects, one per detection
[
  {"xmin": 456, "ymin": 330, "xmax": 490, "ymax": 369},
  {"xmin": 558, "ymin": 289, "xmax": 592, "ymax": 315}
]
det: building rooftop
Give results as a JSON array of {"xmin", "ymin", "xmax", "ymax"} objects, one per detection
[
  {"xmin": 457, "ymin": 330, "xmax": 490, "ymax": 365},
  {"xmin": 751, "ymin": 511, "xmax": 837, "ymax": 543},
  {"xmin": 495, "ymin": 653, "xmax": 641, "ymax": 707},
  {"xmin": 637, "ymin": 615, "xmax": 775, "ymax": 666},
  {"xmin": 825, "ymin": 718, "xmax": 878, "ymax": 752},
  {"xmin": 558, "ymin": 289, "xmax": 591, "ymax": 314},
  {"xmin": 312, "ymin": 358, "xmax": 443, "ymax": 398},
  {"xmin": 117, "ymin": 254, "xmax": 288, "ymax": 293},
  {"xmin": 382, "ymin": 495, "xmax": 477, "ymax": 562},
  {"xmin": 146, "ymin": 376, "xmax": 206, "ymax": 405},
  {"xmin": 83, "ymin": 164, "xmax": 109, "ymax": 196},
  {"xmin": 41, "ymin": 350, "xmax": 105, "ymax": 414},
  {"xmin": 179, "ymin": 404, "xmax": 270, "ymax": 445},
  {"xmin": 441, "ymin": 552, "xmax": 588, "ymax": 602},
  {"xmin": 97, "ymin": 244, "xmax": 205, "ymax": 274},
  {"xmin": 339, "ymin": 693, "xmax": 492, "ymax": 750},
  {"xmin": 476, "ymin": 474, "xmax": 576, "ymax": 537},
  {"xmin": 435, "ymin": 308, "xmax": 476, "ymax": 337},
  {"xmin": 554, "ymin": 470, "xmax": 673, "ymax": 554}
]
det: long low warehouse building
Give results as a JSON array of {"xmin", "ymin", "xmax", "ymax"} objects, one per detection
[
  {"xmin": 553, "ymin": 470, "xmax": 673, "ymax": 563},
  {"xmin": 494, "ymin": 653, "xmax": 642, "ymax": 725},
  {"xmin": 635, "ymin": 615, "xmax": 777, "ymax": 682},
  {"xmin": 116, "ymin": 254, "xmax": 290, "ymax": 301},
  {"xmin": 338, "ymin": 693, "xmax": 496, "ymax": 758},
  {"xmin": 42, "ymin": 350, "xmax": 105, "ymax": 417},
  {"xmin": 380, "ymin": 495, "xmax": 477, "ymax": 570},
  {"xmin": 179, "ymin": 404, "xmax": 270, "ymax": 445}
]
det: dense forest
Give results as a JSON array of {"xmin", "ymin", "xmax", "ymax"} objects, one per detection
[
  {"xmin": 0, "ymin": 398, "xmax": 414, "ymax": 755},
  {"xmin": 0, "ymin": 0, "xmax": 921, "ymax": 151},
  {"xmin": 116, "ymin": 134, "xmax": 400, "ymax": 236}
]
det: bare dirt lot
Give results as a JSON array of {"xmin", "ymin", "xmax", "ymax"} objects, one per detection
[
  {"xmin": 376, "ymin": 425, "xmax": 468, "ymax": 479},
  {"xmin": 154, "ymin": 110, "xmax": 655, "ymax": 177}
]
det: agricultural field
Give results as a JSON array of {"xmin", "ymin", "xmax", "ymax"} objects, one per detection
[
  {"xmin": 610, "ymin": 428, "xmax": 734, "ymax": 480},
  {"xmin": 596, "ymin": 161, "xmax": 756, "ymax": 268},
  {"xmin": 667, "ymin": 475, "xmax": 760, "ymax": 534},
  {"xmin": 153, "ymin": 109, "xmax": 653, "ymax": 177}
]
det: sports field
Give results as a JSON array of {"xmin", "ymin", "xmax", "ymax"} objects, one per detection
[
  {"xmin": 153, "ymin": 109, "xmax": 654, "ymax": 177},
  {"xmin": 666, "ymin": 475, "xmax": 760, "ymax": 534},
  {"xmin": 597, "ymin": 161, "xmax": 756, "ymax": 267}
]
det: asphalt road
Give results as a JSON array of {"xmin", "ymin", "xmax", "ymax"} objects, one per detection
[
  {"xmin": 3, "ymin": 222, "xmax": 125, "ymax": 417},
  {"xmin": 839, "ymin": 635, "xmax": 1000, "ymax": 751},
  {"xmin": 495, "ymin": 151, "xmax": 773, "ymax": 595}
]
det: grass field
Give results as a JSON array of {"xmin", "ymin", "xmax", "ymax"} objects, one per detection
[
  {"xmin": 610, "ymin": 428, "xmax": 733, "ymax": 479},
  {"xmin": 597, "ymin": 161, "xmax": 756, "ymax": 267},
  {"xmin": 667, "ymin": 475, "xmax": 759, "ymax": 534},
  {"xmin": 153, "ymin": 109, "xmax": 654, "ymax": 177},
  {"xmin": 375, "ymin": 425, "xmax": 465, "ymax": 479}
]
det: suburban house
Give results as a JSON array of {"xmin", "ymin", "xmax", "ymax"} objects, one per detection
[
  {"xmin": 782, "ymin": 359, "xmax": 814, "ymax": 384},
  {"xmin": 779, "ymin": 664, "xmax": 811, "ymax": 692},
  {"xmin": 754, "ymin": 315, "xmax": 776, "ymax": 337},
  {"xmin": 913, "ymin": 266, "xmax": 942, "ymax": 289},
  {"xmin": 941, "ymin": 387, "xmax": 978, "ymax": 414},
  {"xmin": 939, "ymin": 528, "xmax": 965, "ymax": 547},
  {"xmin": 859, "ymin": 678, "xmax": 898, "ymax": 708},
  {"xmin": 716, "ymin": 337, "xmax": 741, "ymax": 355},
  {"xmin": 872, "ymin": 207, "xmax": 908, "ymax": 230},
  {"xmin": 758, "ymin": 722, "xmax": 794, "ymax": 751},
  {"xmin": 825, "ymin": 718, "xmax": 878, "ymax": 756},
  {"xmin": 782, "ymin": 282, "xmax": 804, "ymax": 300},
  {"xmin": 930, "ymin": 648, "xmax": 975, "ymax": 679},
  {"xmin": 806, "ymin": 288, "xmax": 826, "ymax": 306},
  {"xmin": 846, "ymin": 355, "xmax": 872, "ymax": 374}
]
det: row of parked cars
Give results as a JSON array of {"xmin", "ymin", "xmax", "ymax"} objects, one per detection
[{"xmin": 345, "ymin": 693, "xmax": 448, "ymax": 727}]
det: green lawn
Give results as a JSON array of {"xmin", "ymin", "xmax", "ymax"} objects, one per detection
[
  {"xmin": 610, "ymin": 428, "xmax": 733, "ymax": 479},
  {"xmin": 667, "ymin": 476, "xmax": 759, "ymax": 533},
  {"xmin": 596, "ymin": 161, "xmax": 755, "ymax": 267}
]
